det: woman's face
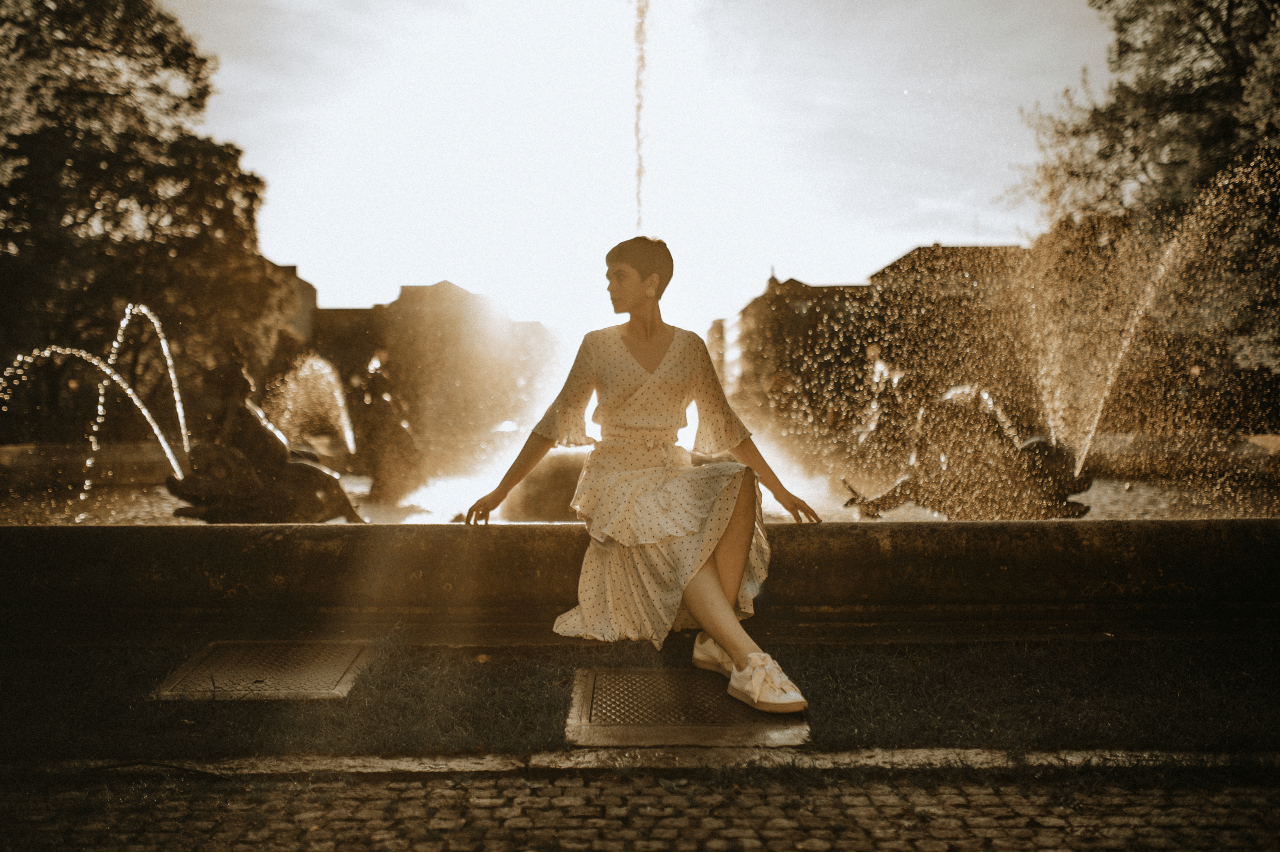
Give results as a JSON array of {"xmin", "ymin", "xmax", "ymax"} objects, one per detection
[{"xmin": 606, "ymin": 261, "xmax": 655, "ymax": 314}]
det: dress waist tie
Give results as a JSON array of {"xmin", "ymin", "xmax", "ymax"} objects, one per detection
[
  {"xmin": 598, "ymin": 429, "xmax": 683, "ymax": 484},
  {"xmin": 600, "ymin": 428, "xmax": 678, "ymax": 448}
]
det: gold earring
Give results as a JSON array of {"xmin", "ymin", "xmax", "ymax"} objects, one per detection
[{"xmin": 645, "ymin": 288, "xmax": 656, "ymax": 298}]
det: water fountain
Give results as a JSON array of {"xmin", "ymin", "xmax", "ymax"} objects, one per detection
[
  {"xmin": 261, "ymin": 353, "xmax": 357, "ymax": 462},
  {"xmin": 4, "ymin": 7, "xmax": 1277, "ymax": 705},
  {"xmin": 87, "ymin": 304, "xmax": 191, "ymax": 493},
  {"xmin": 162, "ymin": 357, "xmax": 364, "ymax": 524},
  {"xmin": 1016, "ymin": 227, "xmax": 1172, "ymax": 477},
  {"xmin": 2, "ymin": 344, "xmax": 186, "ymax": 481},
  {"xmin": 0, "ymin": 305, "xmax": 368, "ymax": 524},
  {"xmin": 1014, "ymin": 150, "xmax": 1280, "ymax": 482},
  {"xmin": 725, "ymin": 153, "xmax": 1280, "ymax": 520},
  {"xmin": 841, "ymin": 383, "xmax": 1091, "ymax": 520},
  {"xmin": 1, "ymin": 301, "xmax": 193, "ymax": 511}
]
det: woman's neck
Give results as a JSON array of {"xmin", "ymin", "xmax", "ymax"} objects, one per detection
[{"xmin": 625, "ymin": 303, "xmax": 666, "ymax": 340}]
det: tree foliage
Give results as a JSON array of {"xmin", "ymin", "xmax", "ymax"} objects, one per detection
[
  {"xmin": 1238, "ymin": 19, "xmax": 1280, "ymax": 146},
  {"xmin": 1021, "ymin": 0, "xmax": 1280, "ymax": 223},
  {"xmin": 0, "ymin": 0, "xmax": 294, "ymax": 441},
  {"xmin": 1017, "ymin": 0, "xmax": 1280, "ymax": 380},
  {"xmin": 1159, "ymin": 147, "xmax": 1280, "ymax": 364}
]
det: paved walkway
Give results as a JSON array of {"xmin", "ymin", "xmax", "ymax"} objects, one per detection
[{"xmin": 5, "ymin": 769, "xmax": 1278, "ymax": 850}]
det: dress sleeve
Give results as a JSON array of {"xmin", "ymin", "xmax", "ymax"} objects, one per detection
[
  {"xmin": 531, "ymin": 335, "xmax": 597, "ymax": 447},
  {"xmin": 691, "ymin": 334, "xmax": 751, "ymax": 455}
]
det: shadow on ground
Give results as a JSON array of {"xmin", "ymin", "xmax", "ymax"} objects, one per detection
[{"xmin": 1, "ymin": 629, "xmax": 1277, "ymax": 762}]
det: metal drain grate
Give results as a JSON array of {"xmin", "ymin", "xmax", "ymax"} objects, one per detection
[
  {"xmin": 152, "ymin": 641, "xmax": 372, "ymax": 701},
  {"xmin": 566, "ymin": 668, "xmax": 808, "ymax": 748}
]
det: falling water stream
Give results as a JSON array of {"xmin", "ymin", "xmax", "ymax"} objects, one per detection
[
  {"xmin": 1071, "ymin": 243, "xmax": 1176, "ymax": 476},
  {"xmin": 1, "ymin": 346, "xmax": 184, "ymax": 478},
  {"xmin": 0, "ymin": 303, "xmax": 192, "ymax": 488},
  {"xmin": 101, "ymin": 304, "xmax": 189, "ymax": 456},
  {"xmin": 633, "ymin": 0, "xmax": 649, "ymax": 234},
  {"xmin": 82, "ymin": 304, "xmax": 191, "ymax": 493}
]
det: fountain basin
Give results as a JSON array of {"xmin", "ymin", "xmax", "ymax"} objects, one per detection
[
  {"xmin": 3, "ymin": 521, "xmax": 1275, "ymax": 630},
  {"xmin": 0, "ymin": 443, "xmax": 172, "ymax": 489},
  {"xmin": 1082, "ymin": 433, "xmax": 1280, "ymax": 481},
  {"xmin": 6, "ymin": 432, "xmax": 1276, "ymax": 500}
]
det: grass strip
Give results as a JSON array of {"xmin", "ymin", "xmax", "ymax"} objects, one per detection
[{"xmin": 0, "ymin": 631, "xmax": 1275, "ymax": 761}]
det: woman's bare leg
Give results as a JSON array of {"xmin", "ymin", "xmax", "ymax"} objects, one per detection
[
  {"xmin": 682, "ymin": 565, "xmax": 760, "ymax": 670},
  {"xmin": 712, "ymin": 470, "xmax": 757, "ymax": 608},
  {"xmin": 681, "ymin": 470, "xmax": 762, "ymax": 670}
]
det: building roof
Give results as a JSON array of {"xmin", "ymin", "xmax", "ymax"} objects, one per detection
[{"xmin": 869, "ymin": 244, "xmax": 1029, "ymax": 286}]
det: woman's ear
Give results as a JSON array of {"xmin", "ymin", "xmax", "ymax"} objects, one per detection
[{"xmin": 644, "ymin": 272, "xmax": 661, "ymax": 298}]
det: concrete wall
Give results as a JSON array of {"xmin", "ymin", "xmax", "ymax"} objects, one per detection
[{"xmin": 2, "ymin": 521, "xmax": 1276, "ymax": 624}]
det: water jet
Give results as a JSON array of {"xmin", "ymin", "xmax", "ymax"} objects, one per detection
[{"xmin": 2, "ymin": 345, "xmax": 185, "ymax": 480}]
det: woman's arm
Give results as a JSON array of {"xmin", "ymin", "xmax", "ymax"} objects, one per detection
[
  {"xmin": 467, "ymin": 333, "xmax": 595, "ymax": 525},
  {"xmin": 730, "ymin": 437, "xmax": 822, "ymax": 523},
  {"xmin": 465, "ymin": 431, "xmax": 556, "ymax": 524}
]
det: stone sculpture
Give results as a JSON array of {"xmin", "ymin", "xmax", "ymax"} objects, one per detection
[{"xmin": 165, "ymin": 364, "xmax": 364, "ymax": 523}]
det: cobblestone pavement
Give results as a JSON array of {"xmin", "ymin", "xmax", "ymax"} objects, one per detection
[{"xmin": 4, "ymin": 770, "xmax": 1280, "ymax": 851}]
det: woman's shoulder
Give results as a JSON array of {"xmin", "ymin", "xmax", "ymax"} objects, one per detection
[
  {"xmin": 673, "ymin": 327, "xmax": 714, "ymax": 359},
  {"xmin": 578, "ymin": 326, "xmax": 621, "ymax": 350},
  {"xmin": 671, "ymin": 326, "xmax": 706, "ymax": 346},
  {"xmin": 579, "ymin": 325, "xmax": 703, "ymax": 353}
]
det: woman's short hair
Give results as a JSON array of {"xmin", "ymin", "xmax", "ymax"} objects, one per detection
[{"xmin": 606, "ymin": 237, "xmax": 674, "ymax": 296}]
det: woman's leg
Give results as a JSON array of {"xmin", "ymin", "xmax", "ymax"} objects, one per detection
[
  {"xmin": 711, "ymin": 469, "xmax": 758, "ymax": 607},
  {"xmin": 681, "ymin": 470, "xmax": 762, "ymax": 670}
]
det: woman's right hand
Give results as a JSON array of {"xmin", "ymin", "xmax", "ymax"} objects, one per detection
[
  {"xmin": 464, "ymin": 433, "xmax": 554, "ymax": 525},
  {"xmin": 465, "ymin": 489, "xmax": 506, "ymax": 525}
]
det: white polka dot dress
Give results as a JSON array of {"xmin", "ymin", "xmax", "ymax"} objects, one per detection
[{"xmin": 531, "ymin": 325, "xmax": 770, "ymax": 648}]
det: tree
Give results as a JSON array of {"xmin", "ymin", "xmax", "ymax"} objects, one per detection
[
  {"xmin": 1158, "ymin": 147, "xmax": 1280, "ymax": 370},
  {"xmin": 0, "ymin": 0, "xmax": 294, "ymax": 442},
  {"xmin": 1017, "ymin": 0, "xmax": 1280, "ymax": 399},
  {"xmin": 1021, "ymin": 0, "xmax": 1279, "ymax": 224},
  {"xmin": 1238, "ymin": 18, "xmax": 1280, "ymax": 147}
]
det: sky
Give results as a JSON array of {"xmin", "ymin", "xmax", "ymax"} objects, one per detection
[{"xmin": 158, "ymin": 0, "xmax": 1113, "ymax": 352}]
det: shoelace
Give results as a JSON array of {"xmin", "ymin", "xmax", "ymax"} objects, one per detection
[{"xmin": 743, "ymin": 655, "xmax": 794, "ymax": 702}]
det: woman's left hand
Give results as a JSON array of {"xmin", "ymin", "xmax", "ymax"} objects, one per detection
[
  {"xmin": 728, "ymin": 438, "xmax": 821, "ymax": 523},
  {"xmin": 772, "ymin": 488, "xmax": 822, "ymax": 523}
]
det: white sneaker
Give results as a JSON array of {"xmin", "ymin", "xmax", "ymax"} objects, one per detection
[
  {"xmin": 728, "ymin": 652, "xmax": 808, "ymax": 713},
  {"xmin": 692, "ymin": 631, "xmax": 733, "ymax": 677}
]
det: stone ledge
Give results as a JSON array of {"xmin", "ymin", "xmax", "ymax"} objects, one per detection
[{"xmin": 1, "ymin": 520, "xmax": 1277, "ymax": 618}]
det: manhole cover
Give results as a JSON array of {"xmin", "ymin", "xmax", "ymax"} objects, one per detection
[
  {"xmin": 565, "ymin": 668, "xmax": 808, "ymax": 748},
  {"xmin": 152, "ymin": 641, "xmax": 372, "ymax": 701}
]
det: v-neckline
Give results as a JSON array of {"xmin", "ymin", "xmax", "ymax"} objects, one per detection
[{"xmin": 618, "ymin": 325, "xmax": 676, "ymax": 376}]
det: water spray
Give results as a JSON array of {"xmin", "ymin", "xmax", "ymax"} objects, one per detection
[
  {"xmin": 263, "ymin": 354, "xmax": 357, "ymax": 456},
  {"xmin": 102, "ymin": 304, "xmax": 190, "ymax": 455},
  {"xmin": 1, "ymin": 347, "xmax": 185, "ymax": 479},
  {"xmin": 1019, "ymin": 282, "xmax": 1062, "ymax": 448},
  {"xmin": 634, "ymin": 0, "xmax": 649, "ymax": 234},
  {"xmin": 73, "ymin": 304, "xmax": 192, "ymax": 495},
  {"xmin": 1072, "ymin": 241, "xmax": 1176, "ymax": 477}
]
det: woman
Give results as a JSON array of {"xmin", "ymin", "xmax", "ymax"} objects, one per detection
[{"xmin": 466, "ymin": 237, "xmax": 820, "ymax": 713}]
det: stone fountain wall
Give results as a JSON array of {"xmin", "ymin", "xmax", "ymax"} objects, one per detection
[{"xmin": 3, "ymin": 521, "xmax": 1275, "ymax": 629}]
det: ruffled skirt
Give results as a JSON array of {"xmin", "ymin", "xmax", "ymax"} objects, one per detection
[{"xmin": 553, "ymin": 439, "xmax": 770, "ymax": 648}]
